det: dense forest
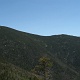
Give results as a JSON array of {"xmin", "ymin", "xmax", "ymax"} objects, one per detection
[{"xmin": 0, "ymin": 26, "xmax": 80, "ymax": 80}]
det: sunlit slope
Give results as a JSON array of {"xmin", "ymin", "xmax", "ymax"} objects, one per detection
[{"xmin": 0, "ymin": 26, "xmax": 80, "ymax": 80}]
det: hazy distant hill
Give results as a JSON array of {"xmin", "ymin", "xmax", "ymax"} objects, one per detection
[{"xmin": 0, "ymin": 26, "xmax": 80, "ymax": 80}]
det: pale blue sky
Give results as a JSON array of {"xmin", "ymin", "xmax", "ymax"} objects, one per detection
[{"xmin": 0, "ymin": 0, "xmax": 80, "ymax": 36}]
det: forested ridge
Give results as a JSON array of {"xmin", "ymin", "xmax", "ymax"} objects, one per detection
[{"xmin": 0, "ymin": 26, "xmax": 80, "ymax": 80}]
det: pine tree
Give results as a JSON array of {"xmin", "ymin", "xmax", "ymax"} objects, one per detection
[{"xmin": 32, "ymin": 56, "xmax": 53, "ymax": 80}]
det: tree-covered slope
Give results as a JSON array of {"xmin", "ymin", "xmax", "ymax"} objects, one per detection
[
  {"xmin": 0, "ymin": 26, "xmax": 48, "ymax": 70},
  {"xmin": 0, "ymin": 57, "xmax": 29, "ymax": 80},
  {"xmin": 0, "ymin": 57, "xmax": 43, "ymax": 80},
  {"xmin": 0, "ymin": 26, "xmax": 80, "ymax": 80},
  {"xmin": 40, "ymin": 34, "xmax": 80, "ymax": 71}
]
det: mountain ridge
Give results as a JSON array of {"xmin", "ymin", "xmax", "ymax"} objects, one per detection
[{"xmin": 0, "ymin": 26, "xmax": 80, "ymax": 80}]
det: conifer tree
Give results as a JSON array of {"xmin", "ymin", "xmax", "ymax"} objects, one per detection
[{"xmin": 32, "ymin": 56, "xmax": 53, "ymax": 80}]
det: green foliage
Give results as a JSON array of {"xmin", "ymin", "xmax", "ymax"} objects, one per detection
[
  {"xmin": 0, "ymin": 26, "xmax": 80, "ymax": 80},
  {"xmin": 0, "ymin": 60, "xmax": 29, "ymax": 80},
  {"xmin": 39, "ymin": 57, "xmax": 53, "ymax": 68},
  {"xmin": 32, "ymin": 56, "xmax": 53, "ymax": 80},
  {"xmin": 0, "ymin": 26, "xmax": 48, "ymax": 70}
]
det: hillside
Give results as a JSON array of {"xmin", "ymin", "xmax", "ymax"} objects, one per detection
[
  {"xmin": 40, "ymin": 34, "xmax": 80, "ymax": 71},
  {"xmin": 0, "ymin": 60, "xmax": 28, "ymax": 80},
  {"xmin": 0, "ymin": 26, "xmax": 48, "ymax": 70},
  {"xmin": 0, "ymin": 26, "xmax": 80, "ymax": 80}
]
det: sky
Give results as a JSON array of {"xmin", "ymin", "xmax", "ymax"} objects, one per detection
[{"xmin": 0, "ymin": 0, "xmax": 80, "ymax": 36}]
